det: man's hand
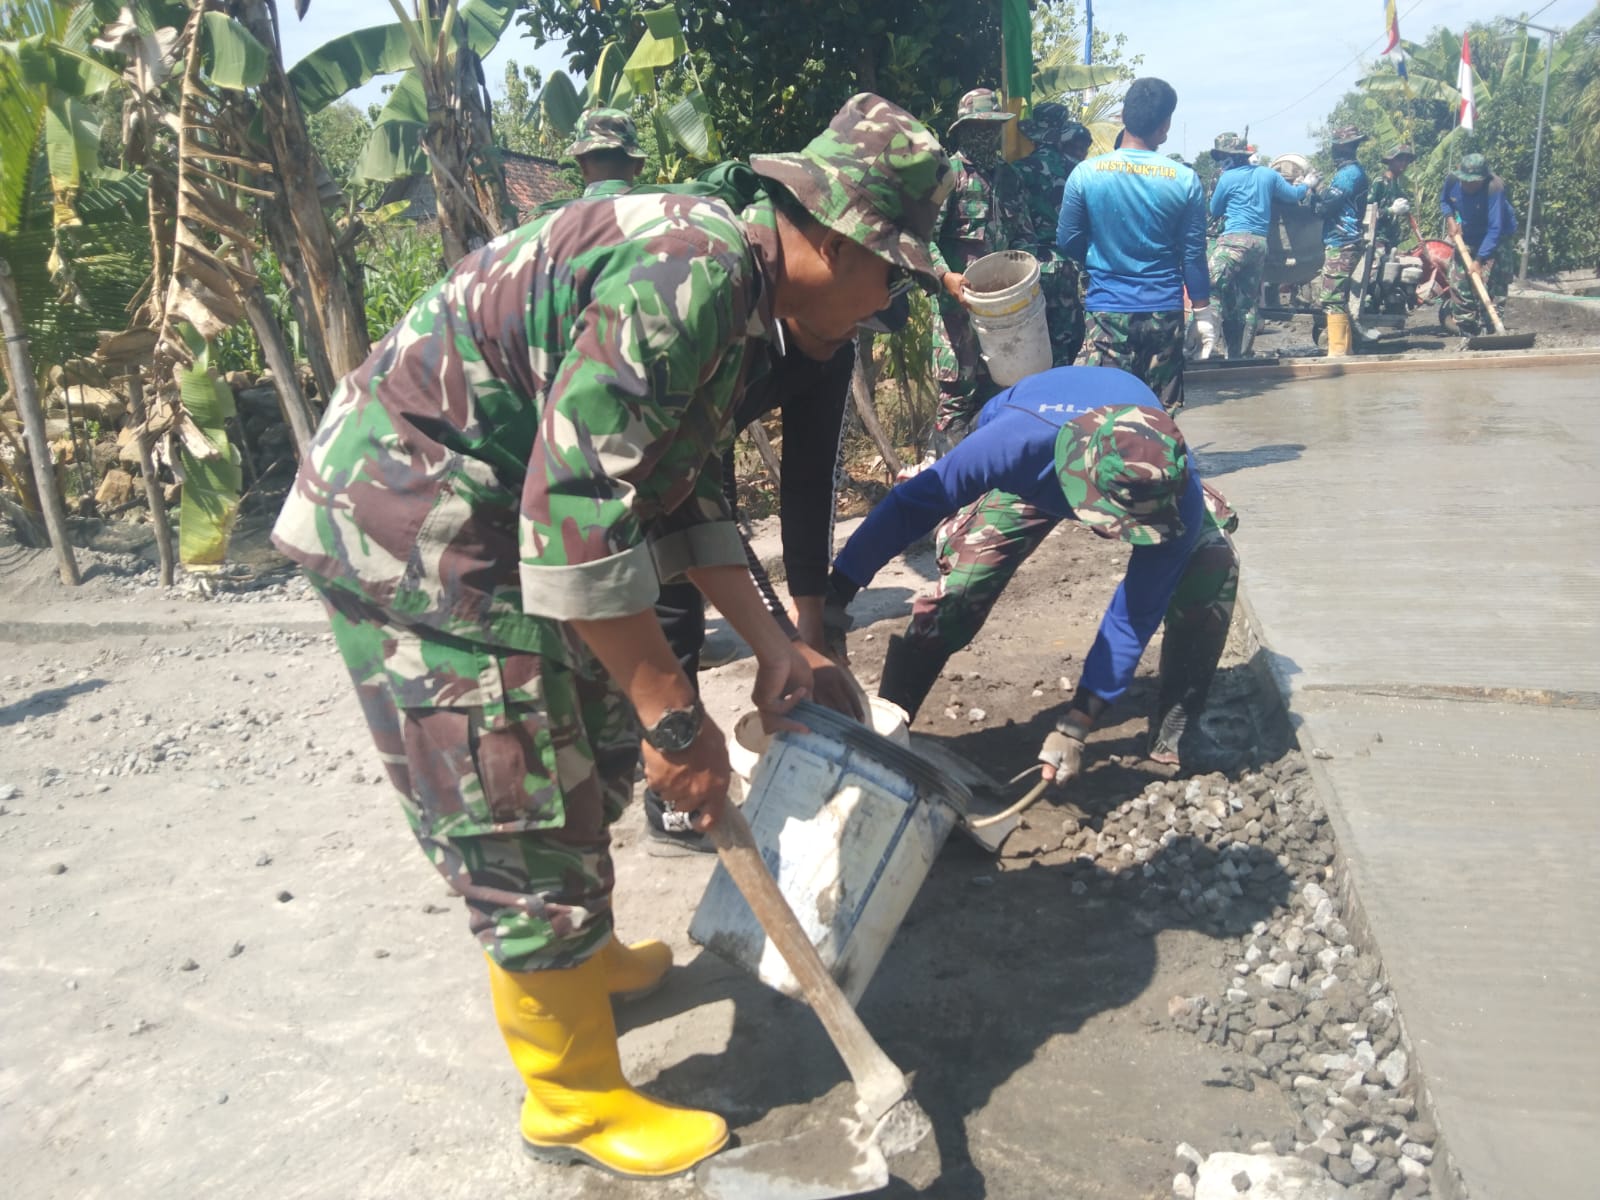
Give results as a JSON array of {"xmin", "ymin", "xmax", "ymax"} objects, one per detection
[
  {"xmin": 752, "ymin": 638, "xmax": 813, "ymax": 733},
  {"xmin": 794, "ymin": 639, "xmax": 865, "ymax": 721},
  {"xmin": 1470, "ymin": 256, "xmax": 1491, "ymax": 277},
  {"xmin": 1038, "ymin": 728, "xmax": 1085, "ymax": 787},
  {"xmin": 1192, "ymin": 305, "xmax": 1220, "ymax": 360},
  {"xmin": 941, "ymin": 271, "xmax": 968, "ymax": 306},
  {"xmin": 1444, "ymin": 216, "xmax": 1461, "ymax": 240},
  {"xmin": 1300, "ymin": 170, "xmax": 1321, "ymax": 191},
  {"xmin": 1388, "ymin": 197, "xmax": 1411, "ymax": 216},
  {"xmin": 643, "ymin": 719, "xmax": 731, "ymax": 831}
]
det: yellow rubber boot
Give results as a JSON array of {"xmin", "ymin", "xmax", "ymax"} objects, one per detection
[
  {"xmin": 486, "ymin": 954, "xmax": 728, "ymax": 1178},
  {"xmin": 599, "ymin": 936, "xmax": 673, "ymax": 1001},
  {"xmin": 1326, "ymin": 312, "xmax": 1352, "ymax": 357}
]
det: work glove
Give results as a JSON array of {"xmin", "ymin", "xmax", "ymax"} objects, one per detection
[
  {"xmin": 1388, "ymin": 197, "xmax": 1411, "ymax": 217},
  {"xmin": 1191, "ymin": 305, "xmax": 1220, "ymax": 360},
  {"xmin": 1300, "ymin": 170, "xmax": 1321, "ymax": 191},
  {"xmin": 1038, "ymin": 723, "xmax": 1086, "ymax": 787}
]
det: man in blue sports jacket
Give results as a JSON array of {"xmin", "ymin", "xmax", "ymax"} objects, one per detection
[
  {"xmin": 1056, "ymin": 78, "xmax": 1212, "ymax": 415},
  {"xmin": 824, "ymin": 366, "xmax": 1239, "ymax": 781}
]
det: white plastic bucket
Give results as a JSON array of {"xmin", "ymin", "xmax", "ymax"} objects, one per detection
[
  {"xmin": 690, "ymin": 700, "xmax": 969, "ymax": 1004},
  {"xmin": 963, "ymin": 250, "xmax": 1052, "ymax": 386},
  {"xmin": 727, "ymin": 698, "xmax": 910, "ymax": 784}
]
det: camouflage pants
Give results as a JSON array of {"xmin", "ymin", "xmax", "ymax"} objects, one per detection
[
  {"xmin": 1442, "ymin": 252, "xmax": 1512, "ymax": 327},
  {"xmin": 932, "ymin": 292, "xmax": 991, "ymax": 432},
  {"xmin": 1041, "ymin": 259, "xmax": 1086, "ymax": 367},
  {"xmin": 1083, "ymin": 309, "xmax": 1187, "ymax": 415},
  {"xmin": 902, "ymin": 489, "xmax": 1239, "ymax": 738},
  {"xmin": 1207, "ymin": 233, "xmax": 1267, "ymax": 357},
  {"xmin": 316, "ymin": 586, "xmax": 637, "ymax": 972},
  {"xmin": 1316, "ymin": 243, "xmax": 1365, "ymax": 315}
]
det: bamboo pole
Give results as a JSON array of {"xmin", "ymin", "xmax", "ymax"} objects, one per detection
[
  {"xmin": 744, "ymin": 420, "xmax": 782, "ymax": 489},
  {"xmin": 240, "ymin": 283, "xmax": 316, "ymax": 459},
  {"xmin": 849, "ymin": 331, "xmax": 902, "ymax": 477},
  {"xmin": 0, "ymin": 259, "xmax": 81, "ymax": 585}
]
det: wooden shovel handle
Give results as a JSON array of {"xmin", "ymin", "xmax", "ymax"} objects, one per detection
[
  {"xmin": 1451, "ymin": 230, "xmax": 1508, "ymax": 334},
  {"xmin": 708, "ymin": 802, "xmax": 910, "ymax": 1122}
]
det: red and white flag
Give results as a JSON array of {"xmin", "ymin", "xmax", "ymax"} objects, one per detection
[{"xmin": 1457, "ymin": 34, "xmax": 1476, "ymax": 130}]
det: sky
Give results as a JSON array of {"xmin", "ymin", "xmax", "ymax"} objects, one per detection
[{"xmin": 279, "ymin": 0, "xmax": 1595, "ymax": 154}]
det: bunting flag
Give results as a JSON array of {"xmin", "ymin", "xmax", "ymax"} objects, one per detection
[
  {"xmin": 1457, "ymin": 33, "xmax": 1476, "ymax": 130},
  {"xmin": 1084, "ymin": 0, "xmax": 1094, "ymax": 66},
  {"xmin": 1382, "ymin": 0, "xmax": 1400, "ymax": 53}
]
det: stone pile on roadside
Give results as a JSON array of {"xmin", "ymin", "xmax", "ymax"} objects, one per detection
[{"xmin": 1037, "ymin": 750, "xmax": 1439, "ymax": 1200}]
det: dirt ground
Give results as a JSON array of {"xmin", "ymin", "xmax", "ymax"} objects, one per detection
[{"xmin": 4, "ymin": 505, "xmax": 1408, "ymax": 1200}]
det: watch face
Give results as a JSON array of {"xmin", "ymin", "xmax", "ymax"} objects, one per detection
[{"xmin": 649, "ymin": 707, "xmax": 700, "ymax": 753}]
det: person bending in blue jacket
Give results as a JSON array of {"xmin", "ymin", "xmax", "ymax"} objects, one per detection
[
  {"xmin": 1439, "ymin": 152, "xmax": 1518, "ymax": 333},
  {"xmin": 1056, "ymin": 78, "xmax": 1211, "ymax": 415},
  {"xmin": 823, "ymin": 366, "xmax": 1239, "ymax": 783}
]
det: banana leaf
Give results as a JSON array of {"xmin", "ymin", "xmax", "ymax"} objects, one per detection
[
  {"xmin": 1033, "ymin": 61, "xmax": 1123, "ymax": 97},
  {"xmin": 199, "ymin": 12, "xmax": 269, "ymax": 92},
  {"xmin": 355, "ymin": 72, "xmax": 429, "ymax": 181},
  {"xmin": 538, "ymin": 69, "xmax": 582, "ymax": 138},
  {"xmin": 660, "ymin": 89, "xmax": 717, "ymax": 159},
  {"xmin": 173, "ymin": 350, "xmax": 241, "ymax": 568},
  {"xmin": 624, "ymin": 4, "xmax": 688, "ymax": 89}
]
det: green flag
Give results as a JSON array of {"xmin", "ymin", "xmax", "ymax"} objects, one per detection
[{"xmin": 1001, "ymin": 0, "xmax": 1032, "ymax": 109}]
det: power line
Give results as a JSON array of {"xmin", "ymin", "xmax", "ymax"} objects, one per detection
[{"xmin": 1250, "ymin": 0, "xmax": 1430, "ymax": 129}]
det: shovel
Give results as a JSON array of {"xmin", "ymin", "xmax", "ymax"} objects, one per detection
[
  {"xmin": 698, "ymin": 801, "xmax": 932, "ymax": 1198},
  {"xmin": 1450, "ymin": 227, "xmax": 1535, "ymax": 351}
]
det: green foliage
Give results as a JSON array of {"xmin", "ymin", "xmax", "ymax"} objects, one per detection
[
  {"xmin": 1320, "ymin": 12, "xmax": 1600, "ymax": 273},
  {"xmin": 517, "ymin": 0, "xmax": 1013, "ymax": 160},
  {"xmin": 175, "ymin": 340, "xmax": 242, "ymax": 568},
  {"xmin": 492, "ymin": 59, "xmax": 567, "ymax": 157},
  {"xmin": 359, "ymin": 225, "xmax": 445, "ymax": 342},
  {"xmin": 306, "ymin": 101, "xmax": 374, "ymax": 186}
]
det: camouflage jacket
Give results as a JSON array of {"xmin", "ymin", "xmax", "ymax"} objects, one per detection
[
  {"xmin": 272, "ymin": 193, "xmax": 778, "ymax": 665},
  {"xmin": 582, "ymin": 179, "xmax": 632, "ymax": 198},
  {"xmin": 928, "ymin": 150, "xmax": 1014, "ymax": 278},
  {"xmin": 995, "ymin": 145, "xmax": 1075, "ymax": 271},
  {"xmin": 1369, "ymin": 174, "xmax": 1411, "ymax": 248}
]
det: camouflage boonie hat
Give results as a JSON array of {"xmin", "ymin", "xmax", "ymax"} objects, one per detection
[
  {"xmin": 1209, "ymin": 131, "xmax": 1255, "ymax": 160},
  {"xmin": 1455, "ymin": 152, "xmax": 1488, "ymax": 181},
  {"xmin": 750, "ymin": 92, "xmax": 955, "ymax": 285},
  {"xmin": 568, "ymin": 108, "xmax": 645, "ymax": 160},
  {"xmin": 1017, "ymin": 101, "xmax": 1071, "ymax": 143},
  {"xmin": 1381, "ymin": 143, "xmax": 1416, "ymax": 165},
  {"xmin": 1329, "ymin": 125, "xmax": 1369, "ymax": 146},
  {"xmin": 1054, "ymin": 405, "xmax": 1190, "ymax": 546},
  {"xmin": 947, "ymin": 87, "xmax": 1015, "ymax": 139}
]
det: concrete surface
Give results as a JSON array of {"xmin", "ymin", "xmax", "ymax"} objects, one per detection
[{"xmin": 1183, "ymin": 363, "xmax": 1600, "ymax": 1200}]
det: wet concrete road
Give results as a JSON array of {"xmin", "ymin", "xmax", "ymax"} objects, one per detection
[{"xmin": 1184, "ymin": 362, "xmax": 1600, "ymax": 1199}]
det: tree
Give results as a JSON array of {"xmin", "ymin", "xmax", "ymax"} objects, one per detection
[
  {"xmin": 518, "ymin": 0, "xmax": 1014, "ymax": 159},
  {"xmin": 492, "ymin": 58, "xmax": 564, "ymax": 156},
  {"xmin": 307, "ymin": 99, "xmax": 372, "ymax": 186}
]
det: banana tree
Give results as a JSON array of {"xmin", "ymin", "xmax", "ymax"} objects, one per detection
[
  {"xmin": 289, "ymin": 0, "xmax": 519, "ymax": 265},
  {"xmin": 1031, "ymin": 42, "xmax": 1128, "ymax": 154}
]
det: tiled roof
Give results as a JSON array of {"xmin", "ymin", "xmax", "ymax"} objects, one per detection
[{"xmin": 376, "ymin": 152, "xmax": 578, "ymax": 224}]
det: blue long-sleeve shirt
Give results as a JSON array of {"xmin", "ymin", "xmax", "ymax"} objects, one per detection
[
  {"xmin": 1439, "ymin": 176, "xmax": 1517, "ymax": 260},
  {"xmin": 1315, "ymin": 161, "xmax": 1369, "ymax": 249},
  {"xmin": 1056, "ymin": 149, "xmax": 1210, "ymax": 311},
  {"xmin": 833, "ymin": 366, "xmax": 1207, "ymax": 704},
  {"xmin": 1210, "ymin": 163, "xmax": 1309, "ymax": 237}
]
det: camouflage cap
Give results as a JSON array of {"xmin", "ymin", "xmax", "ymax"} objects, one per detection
[
  {"xmin": 1329, "ymin": 124, "xmax": 1369, "ymax": 146},
  {"xmin": 750, "ymin": 92, "xmax": 955, "ymax": 285},
  {"xmin": 1054, "ymin": 405, "xmax": 1190, "ymax": 546},
  {"xmin": 568, "ymin": 108, "xmax": 646, "ymax": 160},
  {"xmin": 1381, "ymin": 142, "xmax": 1416, "ymax": 165},
  {"xmin": 1455, "ymin": 152, "xmax": 1488, "ymax": 181},
  {"xmin": 1209, "ymin": 131, "xmax": 1255, "ymax": 160},
  {"xmin": 1017, "ymin": 101, "xmax": 1073, "ymax": 143},
  {"xmin": 947, "ymin": 87, "xmax": 1015, "ymax": 139}
]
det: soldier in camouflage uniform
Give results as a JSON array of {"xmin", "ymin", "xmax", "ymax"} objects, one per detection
[
  {"xmin": 271, "ymin": 93, "xmax": 952, "ymax": 1180},
  {"xmin": 569, "ymin": 107, "xmax": 647, "ymax": 198},
  {"xmin": 1309, "ymin": 125, "xmax": 1371, "ymax": 356},
  {"xmin": 929, "ymin": 87, "xmax": 1020, "ymax": 437},
  {"xmin": 1369, "ymin": 144, "xmax": 1416, "ymax": 251},
  {"xmin": 997, "ymin": 103, "xmax": 1091, "ymax": 368},
  {"xmin": 825, "ymin": 366, "xmax": 1239, "ymax": 778}
]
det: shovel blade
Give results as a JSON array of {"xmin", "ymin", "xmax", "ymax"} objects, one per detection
[
  {"xmin": 1465, "ymin": 332, "xmax": 1536, "ymax": 350},
  {"xmin": 697, "ymin": 1125, "xmax": 888, "ymax": 1200}
]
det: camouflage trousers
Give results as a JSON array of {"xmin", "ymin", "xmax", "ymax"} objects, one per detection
[
  {"xmin": 1443, "ymin": 252, "xmax": 1512, "ymax": 328},
  {"xmin": 1083, "ymin": 309, "xmax": 1187, "ymax": 415},
  {"xmin": 903, "ymin": 489, "xmax": 1239, "ymax": 743},
  {"xmin": 1207, "ymin": 233, "xmax": 1267, "ymax": 357},
  {"xmin": 1041, "ymin": 259, "xmax": 1086, "ymax": 368},
  {"xmin": 932, "ymin": 292, "xmax": 991, "ymax": 433},
  {"xmin": 315, "ymin": 586, "xmax": 637, "ymax": 972},
  {"xmin": 1316, "ymin": 243, "xmax": 1365, "ymax": 315}
]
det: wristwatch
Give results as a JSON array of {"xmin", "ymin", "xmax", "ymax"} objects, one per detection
[{"xmin": 643, "ymin": 702, "xmax": 704, "ymax": 754}]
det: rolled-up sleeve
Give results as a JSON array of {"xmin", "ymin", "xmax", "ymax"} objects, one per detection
[{"xmin": 518, "ymin": 237, "xmax": 751, "ymax": 620}]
